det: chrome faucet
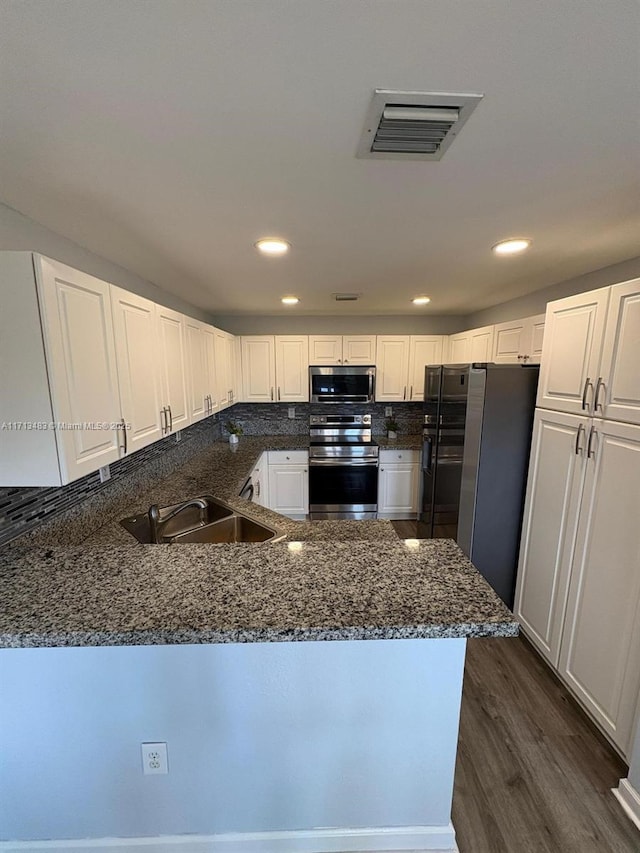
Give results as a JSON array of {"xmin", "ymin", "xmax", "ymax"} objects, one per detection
[{"xmin": 148, "ymin": 497, "xmax": 209, "ymax": 543}]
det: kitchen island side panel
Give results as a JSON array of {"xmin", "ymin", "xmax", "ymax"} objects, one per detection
[{"xmin": 0, "ymin": 638, "xmax": 465, "ymax": 844}]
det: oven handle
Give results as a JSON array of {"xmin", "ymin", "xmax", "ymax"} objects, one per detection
[{"xmin": 309, "ymin": 458, "xmax": 379, "ymax": 467}]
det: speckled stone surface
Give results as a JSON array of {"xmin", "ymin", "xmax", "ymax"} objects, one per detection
[
  {"xmin": 1, "ymin": 434, "xmax": 517, "ymax": 648},
  {"xmin": 377, "ymin": 434, "xmax": 423, "ymax": 450},
  {"xmin": 0, "ymin": 539, "xmax": 516, "ymax": 647}
]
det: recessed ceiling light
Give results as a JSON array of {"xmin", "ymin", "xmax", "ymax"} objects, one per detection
[
  {"xmin": 281, "ymin": 296, "xmax": 299, "ymax": 305},
  {"xmin": 492, "ymin": 238, "xmax": 531, "ymax": 255},
  {"xmin": 412, "ymin": 296, "xmax": 431, "ymax": 305},
  {"xmin": 255, "ymin": 238, "xmax": 290, "ymax": 256}
]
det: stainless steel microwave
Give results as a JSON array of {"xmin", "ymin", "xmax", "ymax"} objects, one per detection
[{"xmin": 309, "ymin": 365, "xmax": 376, "ymax": 404}]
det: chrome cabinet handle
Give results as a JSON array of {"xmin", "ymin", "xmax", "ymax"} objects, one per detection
[
  {"xmin": 270, "ymin": 387, "xmax": 274, "ymax": 401},
  {"xmin": 581, "ymin": 377, "xmax": 593, "ymax": 411},
  {"xmin": 256, "ymin": 481, "xmax": 260, "ymax": 497},
  {"xmin": 587, "ymin": 425, "xmax": 597, "ymax": 459},
  {"xmin": 344, "ymin": 359, "xmax": 348, "ymax": 364},
  {"xmin": 575, "ymin": 423, "xmax": 585, "ymax": 455},
  {"xmin": 409, "ymin": 385, "xmax": 413, "ymax": 399},
  {"xmin": 161, "ymin": 407, "xmax": 168, "ymax": 434},
  {"xmin": 594, "ymin": 377, "xmax": 605, "ymax": 411},
  {"xmin": 119, "ymin": 418, "xmax": 128, "ymax": 454},
  {"xmin": 523, "ymin": 354, "xmax": 530, "ymax": 363},
  {"xmin": 167, "ymin": 405, "xmax": 173, "ymax": 432},
  {"xmin": 403, "ymin": 386, "xmax": 407, "ymax": 400},
  {"xmin": 517, "ymin": 354, "xmax": 524, "ymax": 361},
  {"xmin": 278, "ymin": 386, "xmax": 281, "ymax": 401}
]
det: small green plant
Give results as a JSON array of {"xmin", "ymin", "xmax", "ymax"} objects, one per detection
[
  {"xmin": 226, "ymin": 420, "xmax": 243, "ymax": 436},
  {"xmin": 384, "ymin": 416, "xmax": 399, "ymax": 433}
]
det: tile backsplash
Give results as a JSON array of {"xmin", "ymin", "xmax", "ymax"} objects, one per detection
[
  {"xmin": 1, "ymin": 401, "xmax": 423, "ymax": 546},
  {"xmin": 0, "ymin": 416, "xmax": 222, "ymax": 547}
]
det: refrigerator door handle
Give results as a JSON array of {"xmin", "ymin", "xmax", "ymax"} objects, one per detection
[{"xmin": 422, "ymin": 436, "xmax": 433, "ymax": 473}]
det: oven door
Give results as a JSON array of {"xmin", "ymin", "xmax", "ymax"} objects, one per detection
[{"xmin": 309, "ymin": 459, "xmax": 378, "ymax": 519}]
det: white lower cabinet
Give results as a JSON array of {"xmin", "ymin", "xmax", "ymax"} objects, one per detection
[
  {"xmin": 377, "ymin": 449, "xmax": 421, "ymax": 519},
  {"xmin": 515, "ymin": 411, "xmax": 640, "ymax": 757},
  {"xmin": 249, "ymin": 454, "xmax": 269, "ymax": 507},
  {"xmin": 267, "ymin": 451, "xmax": 309, "ymax": 519}
]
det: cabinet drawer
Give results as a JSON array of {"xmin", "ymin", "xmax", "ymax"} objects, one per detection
[
  {"xmin": 267, "ymin": 450, "xmax": 309, "ymax": 465},
  {"xmin": 379, "ymin": 449, "xmax": 420, "ymax": 464}
]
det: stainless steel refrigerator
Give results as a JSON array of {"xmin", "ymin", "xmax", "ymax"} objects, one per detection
[{"xmin": 417, "ymin": 363, "xmax": 539, "ymax": 606}]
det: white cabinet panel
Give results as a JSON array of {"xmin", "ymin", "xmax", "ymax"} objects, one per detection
[
  {"xmin": 514, "ymin": 410, "xmax": 588, "ymax": 667},
  {"xmin": 469, "ymin": 325, "xmax": 495, "ymax": 362},
  {"xmin": 530, "ymin": 314, "xmax": 546, "ymax": 363},
  {"xmin": 378, "ymin": 457, "xmax": 420, "ymax": 519},
  {"xmin": 408, "ymin": 337, "xmax": 444, "ymax": 400},
  {"xmin": 375, "ymin": 336, "xmax": 410, "ymax": 402},
  {"xmin": 275, "ymin": 336, "xmax": 309, "ymax": 402},
  {"xmin": 267, "ymin": 452, "xmax": 309, "ymax": 519},
  {"xmin": 111, "ymin": 287, "xmax": 163, "ymax": 454},
  {"xmin": 241, "ymin": 336, "xmax": 276, "ymax": 403},
  {"xmin": 202, "ymin": 324, "xmax": 218, "ymax": 416},
  {"xmin": 343, "ymin": 335, "xmax": 377, "ymax": 365},
  {"xmin": 185, "ymin": 318, "xmax": 209, "ymax": 421},
  {"xmin": 36, "ymin": 256, "xmax": 122, "ymax": 481},
  {"xmin": 559, "ymin": 420, "xmax": 640, "ymax": 754},
  {"xmin": 156, "ymin": 306, "xmax": 190, "ymax": 433},
  {"xmin": 598, "ymin": 278, "xmax": 640, "ymax": 425},
  {"xmin": 537, "ymin": 288, "xmax": 609, "ymax": 415},
  {"xmin": 214, "ymin": 328, "xmax": 235, "ymax": 411},
  {"xmin": 309, "ymin": 335, "xmax": 342, "ymax": 365},
  {"xmin": 448, "ymin": 333, "xmax": 470, "ymax": 363},
  {"xmin": 493, "ymin": 320, "xmax": 528, "ymax": 364}
]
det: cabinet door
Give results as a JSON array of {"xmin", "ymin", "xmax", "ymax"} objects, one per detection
[
  {"xmin": 378, "ymin": 461, "xmax": 420, "ymax": 518},
  {"xmin": 241, "ymin": 336, "xmax": 276, "ymax": 403},
  {"xmin": 275, "ymin": 336, "xmax": 309, "ymax": 402},
  {"xmin": 514, "ymin": 410, "xmax": 588, "ymax": 667},
  {"xmin": 184, "ymin": 318, "xmax": 208, "ymax": 421},
  {"xmin": 598, "ymin": 278, "xmax": 640, "ymax": 425},
  {"xmin": 268, "ymin": 464, "xmax": 309, "ymax": 518},
  {"xmin": 448, "ymin": 333, "xmax": 470, "ymax": 363},
  {"xmin": 111, "ymin": 287, "xmax": 163, "ymax": 454},
  {"xmin": 558, "ymin": 420, "xmax": 640, "ymax": 755},
  {"xmin": 35, "ymin": 257, "xmax": 122, "ymax": 482},
  {"xmin": 156, "ymin": 306, "xmax": 190, "ymax": 433},
  {"xmin": 408, "ymin": 337, "xmax": 444, "ymax": 400},
  {"xmin": 528, "ymin": 314, "xmax": 546, "ymax": 364},
  {"xmin": 493, "ymin": 319, "xmax": 528, "ymax": 364},
  {"xmin": 469, "ymin": 325, "xmax": 495, "ymax": 362},
  {"xmin": 214, "ymin": 328, "xmax": 231, "ymax": 410},
  {"xmin": 342, "ymin": 335, "xmax": 377, "ymax": 365},
  {"xmin": 309, "ymin": 335, "xmax": 342, "ymax": 365},
  {"xmin": 202, "ymin": 324, "xmax": 218, "ymax": 415},
  {"xmin": 537, "ymin": 288, "xmax": 609, "ymax": 415},
  {"xmin": 375, "ymin": 336, "xmax": 410, "ymax": 401}
]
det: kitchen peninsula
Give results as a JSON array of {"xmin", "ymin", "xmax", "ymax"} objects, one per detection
[{"xmin": 0, "ymin": 436, "xmax": 516, "ymax": 853}]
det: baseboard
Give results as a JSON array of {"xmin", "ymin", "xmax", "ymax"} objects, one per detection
[
  {"xmin": 0, "ymin": 824, "xmax": 458, "ymax": 853},
  {"xmin": 613, "ymin": 778, "xmax": 640, "ymax": 831}
]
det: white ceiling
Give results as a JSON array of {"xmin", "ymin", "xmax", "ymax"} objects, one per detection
[{"xmin": 1, "ymin": 0, "xmax": 639, "ymax": 316}]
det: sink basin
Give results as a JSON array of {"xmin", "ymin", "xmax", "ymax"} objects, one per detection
[
  {"xmin": 120, "ymin": 495, "xmax": 233, "ymax": 544},
  {"xmin": 120, "ymin": 496, "xmax": 284, "ymax": 544},
  {"xmin": 169, "ymin": 515, "xmax": 285, "ymax": 544}
]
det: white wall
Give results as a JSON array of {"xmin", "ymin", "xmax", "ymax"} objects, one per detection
[
  {"xmin": 0, "ymin": 638, "xmax": 465, "ymax": 843},
  {"xmin": 0, "ymin": 202, "xmax": 212, "ymax": 323},
  {"xmin": 466, "ymin": 255, "xmax": 640, "ymax": 328}
]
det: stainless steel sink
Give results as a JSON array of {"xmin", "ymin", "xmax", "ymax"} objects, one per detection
[
  {"xmin": 120, "ymin": 495, "xmax": 284, "ymax": 544},
  {"xmin": 169, "ymin": 515, "xmax": 284, "ymax": 544}
]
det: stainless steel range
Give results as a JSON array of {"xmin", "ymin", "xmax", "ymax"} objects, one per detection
[{"xmin": 308, "ymin": 414, "xmax": 379, "ymax": 520}]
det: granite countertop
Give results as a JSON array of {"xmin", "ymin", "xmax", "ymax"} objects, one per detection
[{"xmin": 0, "ymin": 434, "xmax": 517, "ymax": 647}]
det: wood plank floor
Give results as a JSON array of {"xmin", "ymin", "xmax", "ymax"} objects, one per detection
[
  {"xmin": 453, "ymin": 637, "xmax": 640, "ymax": 852},
  {"xmin": 389, "ymin": 522, "xmax": 639, "ymax": 851}
]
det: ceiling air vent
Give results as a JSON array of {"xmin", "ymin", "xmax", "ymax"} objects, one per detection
[
  {"xmin": 333, "ymin": 292, "xmax": 361, "ymax": 302},
  {"xmin": 357, "ymin": 89, "xmax": 483, "ymax": 161}
]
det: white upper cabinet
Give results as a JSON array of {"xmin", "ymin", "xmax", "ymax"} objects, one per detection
[
  {"xmin": 493, "ymin": 314, "xmax": 546, "ymax": 364},
  {"xmin": 275, "ymin": 336, "xmax": 309, "ymax": 402},
  {"xmin": 408, "ymin": 336, "xmax": 445, "ymax": 400},
  {"xmin": 111, "ymin": 287, "xmax": 164, "ymax": 454},
  {"xmin": 308, "ymin": 335, "xmax": 376, "ymax": 365},
  {"xmin": 448, "ymin": 332, "xmax": 471, "ymax": 363},
  {"xmin": 469, "ymin": 325, "xmax": 495, "ymax": 361},
  {"xmin": 35, "ymin": 256, "xmax": 123, "ymax": 482},
  {"xmin": 537, "ymin": 288, "xmax": 610, "ymax": 416},
  {"xmin": 241, "ymin": 336, "xmax": 276, "ymax": 403},
  {"xmin": 184, "ymin": 317, "xmax": 209, "ymax": 422},
  {"xmin": 155, "ymin": 306, "xmax": 190, "ymax": 434},
  {"xmin": 214, "ymin": 327, "xmax": 236, "ymax": 411},
  {"xmin": 597, "ymin": 278, "xmax": 640, "ymax": 424},
  {"xmin": 202, "ymin": 324, "xmax": 218, "ymax": 416},
  {"xmin": 375, "ymin": 336, "xmax": 411, "ymax": 402},
  {"xmin": 240, "ymin": 336, "xmax": 309, "ymax": 403}
]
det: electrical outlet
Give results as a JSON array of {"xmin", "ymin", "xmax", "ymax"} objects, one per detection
[
  {"xmin": 99, "ymin": 465, "xmax": 111, "ymax": 483},
  {"xmin": 175, "ymin": 430, "xmax": 182, "ymax": 442},
  {"xmin": 385, "ymin": 406, "xmax": 393, "ymax": 417},
  {"xmin": 288, "ymin": 406, "xmax": 296, "ymax": 419},
  {"xmin": 141, "ymin": 742, "xmax": 168, "ymax": 775}
]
